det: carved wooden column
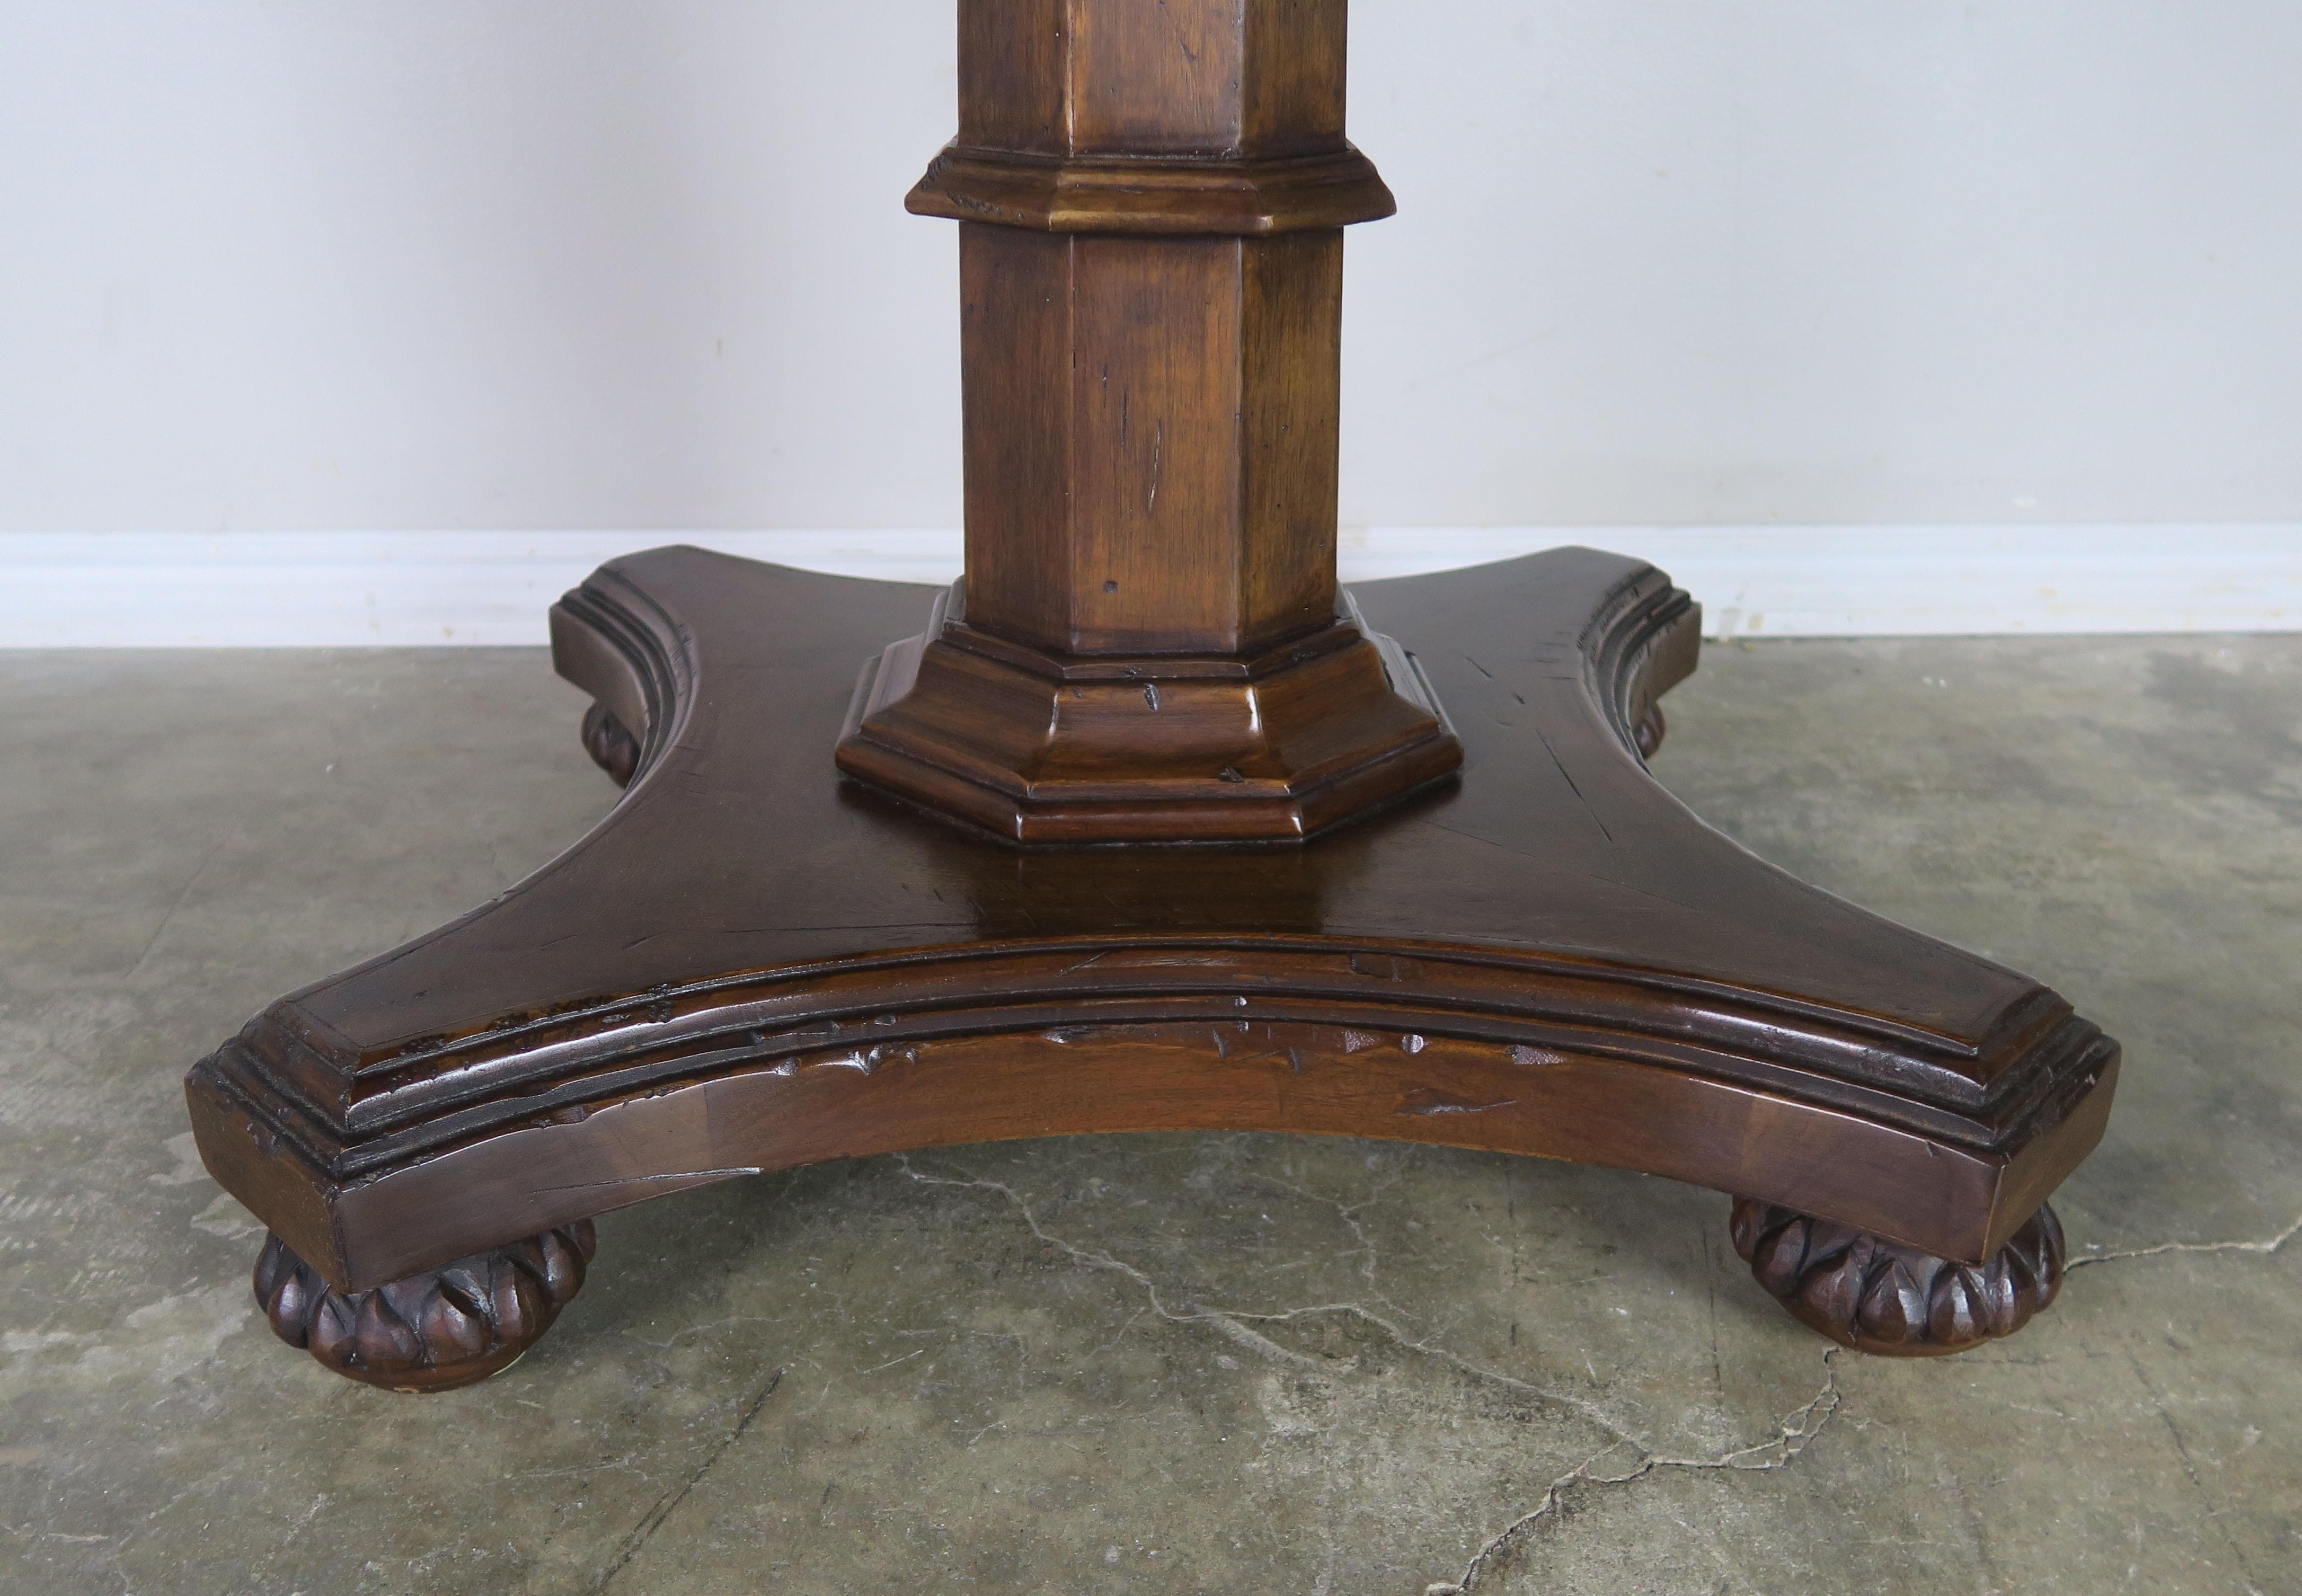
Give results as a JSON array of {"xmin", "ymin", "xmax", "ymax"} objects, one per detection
[{"xmin": 835, "ymin": 0, "xmax": 1462, "ymax": 843}]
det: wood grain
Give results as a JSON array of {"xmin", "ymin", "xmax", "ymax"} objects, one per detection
[
  {"xmin": 181, "ymin": 0, "xmax": 2119, "ymax": 1379},
  {"xmin": 905, "ymin": 147, "xmax": 1394, "ymax": 234},
  {"xmin": 187, "ymin": 547, "xmax": 2118, "ymax": 1293},
  {"xmin": 954, "ymin": 0, "xmax": 1349, "ymax": 159},
  {"xmin": 871, "ymin": 0, "xmax": 1436, "ymax": 839}
]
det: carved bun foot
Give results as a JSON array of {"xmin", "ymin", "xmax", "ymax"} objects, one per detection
[
  {"xmin": 580, "ymin": 702, "xmax": 640, "ymax": 787},
  {"xmin": 1731, "ymin": 1199, "xmax": 2064, "ymax": 1356},
  {"xmin": 253, "ymin": 1221, "xmax": 597, "ymax": 1393},
  {"xmin": 1633, "ymin": 704, "xmax": 1667, "ymax": 759}
]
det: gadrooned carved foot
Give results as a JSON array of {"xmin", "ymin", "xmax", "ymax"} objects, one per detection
[
  {"xmin": 580, "ymin": 701, "xmax": 640, "ymax": 787},
  {"xmin": 1731, "ymin": 1198, "xmax": 2064, "ymax": 1356},
  {"xmin": 1633, "ymin": 703, "xmax": 1667, "ymax": 759},
  {"xmin": 253, "ymin": 1221, "xmax": 597, "ymax": 1392}
]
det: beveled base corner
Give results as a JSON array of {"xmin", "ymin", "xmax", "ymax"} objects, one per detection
[{"xmin": 833, "ymin": 586, "xmax": 1464, "ymax": 844}]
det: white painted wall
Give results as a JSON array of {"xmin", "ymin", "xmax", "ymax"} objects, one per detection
[{"xmin": 4, "ymin": 2, "xmax": 2301, "ymax": 536}]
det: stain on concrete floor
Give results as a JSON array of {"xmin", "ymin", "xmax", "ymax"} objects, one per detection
[{"xmin": 2, "ymin": 635, "xmax": 2297, "ymax": 1594}]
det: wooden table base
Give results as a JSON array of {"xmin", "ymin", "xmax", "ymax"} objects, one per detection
[
  {"xmin": 183, "ymin": 0, "xmax": 2115, "ymax": 1394},
  {"xmin": 185, "ymin": 545, "xmax": 2116, "ymax": 1389}
]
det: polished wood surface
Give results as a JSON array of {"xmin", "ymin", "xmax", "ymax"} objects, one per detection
[
  {"xmin": 921, "ymin": 0, "xmax": 1384, "ymax": 232},
  {"xmin": 953, "ymin": 0, "xmax": 1348, "ymax": 158},
  {"xmin": 906, "ymin": 147, "xmax": 1394, "ymax": 235},
  {"xmin": 187, "ymin": 547, "xmax": 2117, "ymax": 1308},
  {"xmin": 850, "ymin": 0, "xmax": 1453, "ymax": 841},
  {"xmin": 1731, "ymin": 1199, "xmax": 2065, "ymax": 1356},
  {"xmin": 951, "ymin": 225, "xmax": 1346, "ymax": 656},
  {"xmin": 252, "ymin": 1222, "xmax": 596, "ymax": 1393}
]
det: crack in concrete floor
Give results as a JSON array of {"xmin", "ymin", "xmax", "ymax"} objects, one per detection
[
  {"xmin": 1427, "ymin": 1352, "xmax": 1843, "ymax": 1596},
  {"xmin": 901, "ymin": 1152, "xmax": 1847, "ymax": 1592},
  {"xmin": 894, "ymin": 1154, "xmax": 2302, "ymax": 1595},
  {"xmin": 594, "ymin": 1367, "xmax": 785, "ymax": 1590},
  {"xmin": 898, "ymin": 1155, "xmax": 1650, "ymax": 1447},
  {"xmin": 2068, "ymin": 1210, "xmax": 2302, "ymax": 1269},
  {"xmin": 1435, "ymin": 1210, "xmax": 2302, "ymax": 1594}
]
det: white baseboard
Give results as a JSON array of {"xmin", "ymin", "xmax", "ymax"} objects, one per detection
[{"xmin": 1, "ymin": 526, "xmax": 2295, "ymax": 646}]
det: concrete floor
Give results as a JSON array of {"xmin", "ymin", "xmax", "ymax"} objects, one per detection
[{"xmin": 2, "ymin": 631, "xmax": 2298, "ymax": 1595}]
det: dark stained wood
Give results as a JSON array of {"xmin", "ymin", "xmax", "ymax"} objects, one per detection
[
  {"xmin": 834, "ymin": 581, "xmax": 1463, "ymax": 843},
  {"xmin": 946, "ymin": 224, "xmax": 1069, "ymax": 647},
  {"xmin": 927, "ymin": 0, "xmax": 1380, "ymax": 233},
  {"xmin": 183, "ymin": 0, "xmax": 2121, "ymax": 1384},
  {"xmin": 905, "ymin": 148, "xmax": 1395, "ymax": 235},
  {"xmin": 955, "ymin": 0, "xmax": 1349, "ymax": 159},
  {"xmin": 187, "ymin": 547, "xmax": 2118, "ymax": 1305},
  {"xmin": 865, "ymin": 0, "xmax": 1444, "ymax": 841},
  {"xmin": 578, "ymin": 701, "xmax": 638, "ymax": 787},
  {"xmin": 253, "ymin": 1223, "xmax": 596, "ymax": 1391},
  {"xmin": 1732, "ymin": 1199, "xmax": 2065, "ymax": 1356},
  {"xmin": 952, "ymin": 226, "xmax": 1343, "ymax": 655}
]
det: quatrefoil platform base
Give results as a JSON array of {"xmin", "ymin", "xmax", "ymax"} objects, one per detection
[{"xmin": 185, "ymin": 546, "xmax": 2118, "ymax": 1388}]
